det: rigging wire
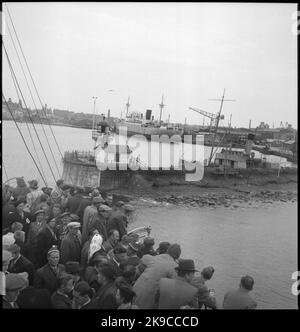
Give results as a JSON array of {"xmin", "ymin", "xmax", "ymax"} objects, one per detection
[
  {"xmin": 3, "ymin": 41, "xmax": 57, "ymax": 184},
  {"xmin": 5, "ymin": 4, "xmax": 64, "ymax": 160},
  {"xmin": 2, "ymin": 94, "xmax": 48, "ymax": 187},
  {"xmin": 5, "ymin": 22, "xmax": 62, "ymax": 179},
  {"xmin": 7, "ymin": 46, "xmax": 47, "ymax": 181}
]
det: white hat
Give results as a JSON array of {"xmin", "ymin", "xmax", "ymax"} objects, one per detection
[{"xmin": 88, "ymin": 234, "xmax": 103, "ymax": 262}]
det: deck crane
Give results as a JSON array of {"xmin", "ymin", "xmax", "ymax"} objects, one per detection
[
  {"xmin": 189, "ymin": 89, "xmax": 235, "ymax": 165},
  {"xmin": 189, "ymin": 107, "xmax": 225, "ymax": 132}
]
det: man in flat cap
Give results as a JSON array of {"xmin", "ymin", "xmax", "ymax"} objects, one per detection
[
  {"xmin": 34, "ymin": 217, "xmax": 58, "ymax": 269},
  {"xmin": 82, "ymin": 196, "xmax": 104, "ymax": 244},
  {"xmin": 2, "ymin": 273, "xmax": 28, "ymax": 308},
  {"xmin": 87, "ymin": 204, "xmax": 112, "ymax": 242},
  {"xmin": 60, "ymin": 222, "xmax": 81, "ymax": 264},
  {"xmin": 34, "ymin": 246, "xmax": 65, "ymax": 295},
  {"xmin": 55, "ymin": 211, "xmax": 71, "ymax": 246}
]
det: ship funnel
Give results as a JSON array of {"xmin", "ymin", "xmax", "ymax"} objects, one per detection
[{"xmin": 146, "ymin": 109, "xmax": 152, "ymax": 120}]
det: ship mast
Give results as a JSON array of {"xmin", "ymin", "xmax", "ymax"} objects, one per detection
[
  {"xmin": 208, "ymin": 89, "xmax": 235, "ymax": 165},
  {"xmin": 125, "ymin": 96, "xmax": 130, "ymax": 118},
  {"xmin": 159, "ymin": 94, "xmax": 165, "ymax": 126}
]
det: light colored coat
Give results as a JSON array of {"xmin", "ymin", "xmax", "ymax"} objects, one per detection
[
  {"xmin": 81, "ymin": 205, "xmax": 98, "ymax": 244},
  {"xmin": 133, "ymin": 253, "xmax": 177, "ymax": 309},
  {"xmin": 158, "ymin": 277, "xmax": 199, "ymax": 309}
]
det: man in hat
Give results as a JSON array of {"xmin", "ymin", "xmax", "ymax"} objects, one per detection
[
  {"xmin": 60, "ymin": 222, "xmax": 81, "ymax": 264},
  {"xmin": 72, "ymin": 281, "xmax": 97, "ymax": 309},
  {"xmin": 2, "ymin": 273, "xmax": 28, "ymax": 308},
  {"xmin": 51, "ymin": 273, "xmax": 74, "ymax": 309},
  {"xmin": 191, "ymin": 266, "xmax": 217, "ymax": 309},
  {"xmin": 156, "ymin": 259, "xmax": 199, "ymax": 309},
  {"xmin": 120, "ymin": 241, "xmax": 141, "ymax": 270},
  {"xmin": 65, "ymin": 261, "xmax": 84, "ymax": 285},
  {"xmin": 27, "ymin": 209, "xmax": 47, "ymax": 245},
  {"xmin": 87, "ymin": 204, "xmax": 111, "ymax": 242},
  {"xmin": 133, "ymin": 243, "xmax": 181, "ymax": 309},
  {"xmin": 2, "ymin": 190, "xmax": 18, "ymax": 234},
  {"xmin": 13, "ymin": 230, "xmax": 30, "ymax": 260},
  {"xmin": 137, "ymin": 237, "xmax": 156, "ymax": 258},
  {"xmin": 34, "ymin": 217, "xmax": 58, "ymax": 268},
  {"xmin": 55, "ymin": 211, "xmax": 71, "ymax": 246},
  {"xmin": 26, "ymin": 180, "xmax": 43, "ymax": 214},
  {"xmin": 16, "ymin": 286, "xmax": 52, "ymax": 309},
  {"xmin": 7, "ymin": 198, "xmax": 32, "ymax": 241},
  {"xmin": 34, "ymin": 246, "xmax": 65, "ymax": 295},
  {"xmin": 223, "ymin": 275, "xmax": 257, "ymax": 309},
  {"xmin": 7, "ymin": 244, "xmax": 35, "ymax": 285},
  {"xmin": 65, "ymin": 187, "xmax": 84, "ymax": 214},
  {"xmin": 156, "ymin": 241, "xmax": 171, "ymax": 255},
  {"xmin": 95, "ymin": 262, "xmax": 118, "ymax": 309},
  {"xmin": 81, "ymin": 196, "xmax": 104, "ymax": 244},
  {"xmin": 75, "ymin": 187, "xmax": 93, "ymax": 222},
  {"xmin": 84, "ymin": 253, "xmax": 109, "ymax": 293},
  {"xmin": 107, "ymin": 204, "xmax": 134, "ymax": 239}
]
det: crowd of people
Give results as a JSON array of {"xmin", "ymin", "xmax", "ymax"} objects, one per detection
[{"xmin": 2, "ymin": 177, "xmax": 257, "ymax": 309}]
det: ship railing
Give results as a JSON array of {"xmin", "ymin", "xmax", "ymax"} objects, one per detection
[{"xmin": 64, "ymin": 151, "xmax": 96, "ymax": 163}]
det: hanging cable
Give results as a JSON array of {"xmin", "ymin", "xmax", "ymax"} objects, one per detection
[
  {"xmin": 5, "ymin": 4, "xmax": 64, "ymax": 160},
  {"xmin": 2, "ymin": 94, "xmax": 48, "ymax": 186},
  {"xmin": 8, "ymin": 51, "xmax": 48, "ymax": 181},
  {"xmin": 5, "ymin": 22, "xmax": 62, "ymax": 179},
  {"xmin": 3, "ymin": 41, "xmax": 57, "ymax": 184}
]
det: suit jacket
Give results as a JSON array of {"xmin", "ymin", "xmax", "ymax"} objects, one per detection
[
  {"xmin": 51, "ymin": 291, "xmax": 72, "ymax": 309},
  {"xmin": 60, "ymin": 233, "xmax": 81, "ymax": 264},
  {"xmin": 66, "ymin": 194, "xmax": 84, "ymax": 214},
  {"xmin": 35, "ymin": 227, "xmax": 58, "ymax": 268},
  {"xmin": 158, "ymin": 277, "xmax": 199, "ymax": 309},
  {"xmin": 87, "ymin": 214, "xmax": 108, "ymax": 241},
  {"xmin": 96, "ymin": 282, "xmax": 118, "ymax": 309},
  {"xmin": 34, "ymin": 263, "xmax": 65, "ymax": 295},
  {"xmin": 107, "ymin": 211, "xmax": 127, "ymax": 239},
  {"xmin": 8, "ymin": 255, "xmax": 35, "ymax": 285}
]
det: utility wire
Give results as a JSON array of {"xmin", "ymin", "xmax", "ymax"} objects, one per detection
[
  {"xmin": 2, "ymin": 94, "xmax": 48, "ymax": 186},
  {"xmin": 3, "ymin": 41, "xmax": 57, "ymax": 183}
]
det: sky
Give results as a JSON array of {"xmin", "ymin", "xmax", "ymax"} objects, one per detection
[{"xmin": 2, "ymin": 2, "xmax": 298, "ymax": 128}]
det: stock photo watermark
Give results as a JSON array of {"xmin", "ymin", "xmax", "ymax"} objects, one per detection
[{"xmin": 94, "ymin": 128, "xmax": 205, "ymax": 181}]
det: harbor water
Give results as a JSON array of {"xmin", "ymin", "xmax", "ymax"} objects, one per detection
[{"xmin": 2, "ymin": 120, "xmax": 298, "ymax": 309}]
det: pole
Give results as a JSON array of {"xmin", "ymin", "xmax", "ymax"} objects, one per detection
[
  {"xmin": 208, "ymin": 89, "xmax": 225, "ymax": 165},
  {"xmin": 92, "ymin": 96, "xmax": 97, "ymax": 130}
]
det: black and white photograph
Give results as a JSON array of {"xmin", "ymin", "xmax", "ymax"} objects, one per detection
[{"xmin": 1, "ymin": 2, "xmax": 298, "ymax": 314}]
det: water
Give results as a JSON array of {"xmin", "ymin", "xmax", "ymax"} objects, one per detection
[
  {"xmin": 2, "ymin": 120, "xmax": 298, "ymax": 309},
  {"xmin": 131, "ymin": 202, "xmax": 298, "ymax": 309}
]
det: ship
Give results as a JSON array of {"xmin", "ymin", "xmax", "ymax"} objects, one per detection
[{"xmin": 62, "ymin": 127, "xmax": 201, "ymax": 190}]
